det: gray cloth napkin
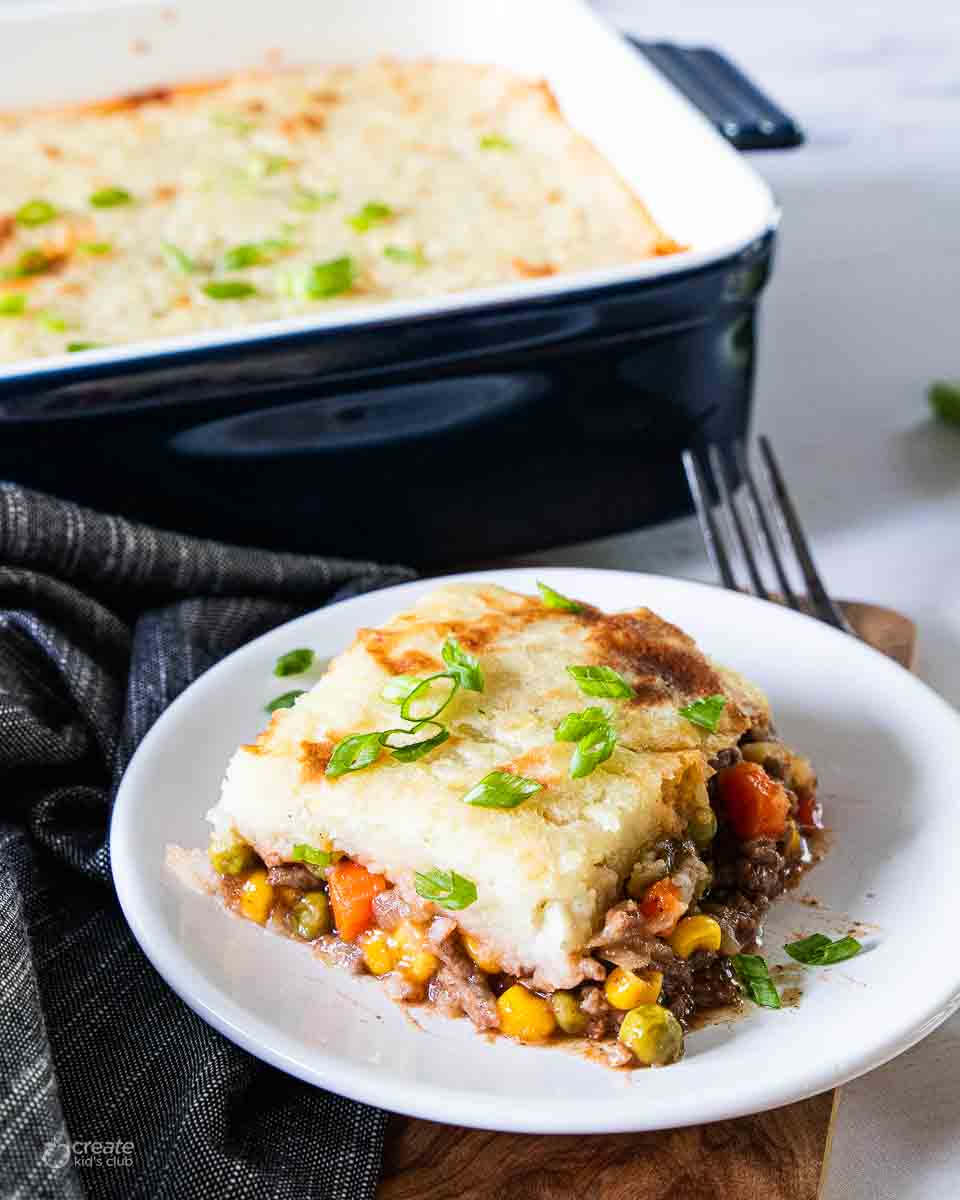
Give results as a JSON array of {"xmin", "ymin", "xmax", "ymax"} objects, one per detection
[{"xmin": 0, "ymin": 482, "xmax": 414, "ymax": 1199}]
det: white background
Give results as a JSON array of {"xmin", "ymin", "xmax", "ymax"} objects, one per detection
[{"xmin": 537, "ymin": 3, "xmax": 960, "ymax": 1196}]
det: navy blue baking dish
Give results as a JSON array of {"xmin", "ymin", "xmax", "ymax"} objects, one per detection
[{"xmin": 0, "ymin": 1, "xmax": 801, "ymax": 568}]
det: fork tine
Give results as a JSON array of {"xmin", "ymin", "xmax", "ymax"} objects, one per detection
[
  {"xmin": 682, "ymin": 449, "xmax": 738, "ymax": 590},
  {"xmin": 757, "ymin": 436, "xmax": 856, "ymax": 635},
  {"xmin": 734, "ymin": 440, "xmax": 802, "ymax": 611},
  {"xmin": 707, "ymin": 443, "xmax": 771, "ymax": 601}
]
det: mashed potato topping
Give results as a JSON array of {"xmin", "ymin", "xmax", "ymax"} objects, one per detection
[{"xmin": 0, "ymin": 60, "xmax": 680, "ymax": 361}]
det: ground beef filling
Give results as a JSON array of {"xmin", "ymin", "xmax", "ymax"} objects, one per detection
[{"xmin": 214, "ymin": 724, "xmax": 818, "ymax": 1060}]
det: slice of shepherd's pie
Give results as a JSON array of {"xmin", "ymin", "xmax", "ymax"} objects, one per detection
[{"xmin": 168, "ymin": 582, "xmax": 822, "ymax": 1067}]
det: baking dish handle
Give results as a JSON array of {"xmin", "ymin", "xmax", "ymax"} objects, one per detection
[{"xmin": 628, "ymin": 40, "xmax": 804, "ymax": 151}]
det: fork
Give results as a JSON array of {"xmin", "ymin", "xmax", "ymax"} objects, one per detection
[{"xmin": 682, "ymin": 437, "xmax": 857, "ymax": 636}]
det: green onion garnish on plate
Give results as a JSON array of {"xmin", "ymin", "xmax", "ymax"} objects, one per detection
[
  {"xmin": 161, "ymin": 243, "xmax": 197, "ymax": 274},
  {"xmin": 0, "ymin": 294, "xmax": 27, "ymax": 317},
  {"xmin": 203, "ymin": 280, "xmax": 257, "ymax": 300},
  {"xmin": 441, "ymin": 636, "xmax": 484, "ymax": 693},
  {"xmin": 414, "ymin": 868, "xmax": 477, "ymax": 910},
  {"xmin": 348, "ymin": 202, "xmax": 394, "ymax": 233},
  {"xmin": 784, "ymin": 933, "xmax": 863, "ymax": 965},
  {"xmin": 274, "ymin": 648, "xmax": 314, "ymax": 677},
  {"xmin": 566, "ymin": 665, "xmax": 635, "ymax": 699},
  {"xmin": 325, "ymin": 731, "xmax": 384, "ymax": 777},
  {"xmin": 731, "ymin": 953, "xmax": 781, "ymax": 1008},
  {"xmin": 16, "ymin": 199, "xmax": 57, "ymax": 227},
  {"xmin": 678, "ymin": 694, "xmax": 727, "ymax": 733},
  {"xmin": 89, "ymin": 187, "xmax": 133, "ymax": 208},
  {"xmin": 264, "ymin": 689, "xmax": 306, "ymax": 713},
  {"xmin": 464, "ymin": 770, "xmax": 542, "ymax": 809},
  {"xmin": 537, "ymin": 581, "xmax": 581, "ymax": 612}
]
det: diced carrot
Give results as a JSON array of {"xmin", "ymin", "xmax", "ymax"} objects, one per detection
[
  {"xmin": 327, "ymin": 860, "xmax": 388, "ymax": 942},
  {"xmin": 640, "ymin": 878, "xmax": 687, "ymax": 936},
  {"xmin": 795, "ymin": 788, "xmax": 823, "ymax": 830},
  {"xmin": 717, "ymin": 761, "xmax": 790, "ymax": 841}
]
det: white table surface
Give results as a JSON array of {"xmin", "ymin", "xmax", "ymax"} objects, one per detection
[{"xmin": 537, "ymin": 3, "xmax": 960, "ymax": 1196}]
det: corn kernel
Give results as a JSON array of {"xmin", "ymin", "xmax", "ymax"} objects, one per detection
[
  {"xmin": 550, "ymin": 991, "xmax": 588, "ymax": 1036},
  {"xmin": 360, "ymin": 929, "xmax": 396, "ymax": 976},
  {"xmin": 239, "ymin": 868, "xmax": 274, "ymax": 925},
  {"xmin": 496, "ymin": 984, "xmax": 557, "ymax": 1043},
  {"xmin": 464, "ymin": 934, "xmax": 501, "ymax": 974},
  {"xmin": 604, "ymin": 967, "xmax": 663, "ymax": 1010},
  {"xmin": 669, "ymin": 915, "xmax": 722, "ymax": 959},
  {"xmin": 386, "ymin": 921, "xmax": 440, "ymax": 983}
]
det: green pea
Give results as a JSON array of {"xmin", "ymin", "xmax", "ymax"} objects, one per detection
[
  {"xmin": 618, "ymin": 1004, "xmax": 684, "ymax": 1066},
  {"xmin": 288, "ymin": 891, "xmax": 331, "ymax": 940}
]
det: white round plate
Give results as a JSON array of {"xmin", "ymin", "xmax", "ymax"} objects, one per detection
[{"xmin": 112, "ymin": 568, "xmax": 960, "ymax": 1133}]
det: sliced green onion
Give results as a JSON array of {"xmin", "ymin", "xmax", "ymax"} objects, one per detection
[
  {"xmin": 16, "ymin": 199, "xmax": 58, "ymax": 227},
  {"xmin": 537, "ymin": 581, "xmax": 581, "ymax": 612},
  {"xmin": 66, "ymin": 341, "xmax": 102, "ymax": 353},
  {"xmin": 570, "ymin": 722, "xmax": 617, "ymax": 779},
  {"xmin": 79, "ymin": 241, "xmax": 113, "ymax": 256},
  {"xmin": 414, "ymin": 868, "xmax": 477, "ymax": 910},
  {"xmin": 38, "ymin": 310, "xmax": 68, "ymax": 332},
  {"xmin": 383, "ymin": 244, "xmax": 426, "ymax": 267},
  {"xmin": 211, "ymin": 111, "xmax": 254, "ymax": 135},
  {"xmin": 291, "ymin": 186, "xmax": 338, "ymax": 211},
  {"xmin": 248, "ymin": 152, "xmax": 293, "ymax": 178},
  {"xmin": 380, "ymin": 675, "xmax": 424, "ymax": 704},
  {"xmin": 731, "ymin": 953, "xmax": 781, "ymax": 1009},
  {"xmin": 0, "ymin": 294, "xmax": 27, "ymax": 317},
  {"xmin": 441, "ymin": 636, "xmax": 484, "ymax": 693},
  {"xmin": 929, "ymin": 380, "xmax": 960, "ymax": 427},
  {"xmin": 264, "ymin": 689, "xmax": 305, "ymax": 713},
  {"xmin": 280, "ymin": 256, "xmax": 355, "ymax": 300},
  {"xmin": 678, "ymin": 694, "xmax": 727, "ymax": 733},
  {"xmin": 89, "ymin": 187, "xmax": 133, "ymax": 208},
  {"xmin": 274, "ymin": 648, "xmax": 314, "ymax": 677},
  {"xmin": 203, "ymin": 280, "xmax": 257, "ymax": 300},
  {"xmin": 479, "ymin": 133, "xmax": 515, "ymax": 151},
  {"xmin": 554, "ymin": 707, "xmax": 608, "ymax": 742},
  {"xmin": 161, "ymin": 242, "xmax": 197, "ymax": 273},
  {"xmin": 348, "ymin": 202, "xmax": 394, "ymax": 232},
  {"xmin": 379, "ymin": 720, "xmax": 450, "ymax": 763},
  {"xmin": 223, "ymin": 239, "xmax": 290, "ymax": 270},
  {"xmin": 784, "ymin": 933, "xmax": 863, "ymax": 966},
  {"xmin": 325, "ymin": 731, "xmax": 383, "ymax": 777},
  {"xmin": 399, "ymin": 673, "xmax": 459, "ymax": 723},
  {"xmin": 5, "ymin": 248, "xmax": 55, "ymax": 279},
  {"xmin": 566, "ymin": 665, "xmax": 635, "ymax": 700},
  {"xmin": 291, "ymin": 843, "xmax": 333, "ymax": 869},
  {"xmin": 464, "ymin": 770, "xmax": 542, "ymax": 810}
]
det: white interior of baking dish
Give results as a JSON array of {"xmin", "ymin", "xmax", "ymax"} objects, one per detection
[{"xmin": 0, "ymin": 0, "xmax": 779, "ymax": 379}]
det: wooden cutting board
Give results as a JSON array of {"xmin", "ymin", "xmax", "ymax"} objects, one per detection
[{"xmin": 378, "ymin": 601, "xmax": 917, "ymax": 1200}]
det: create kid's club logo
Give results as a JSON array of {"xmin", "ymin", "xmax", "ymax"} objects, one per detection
[{"xmin": 41, "ymin": 1133, "xmax": 134, "ymax": 1170}]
